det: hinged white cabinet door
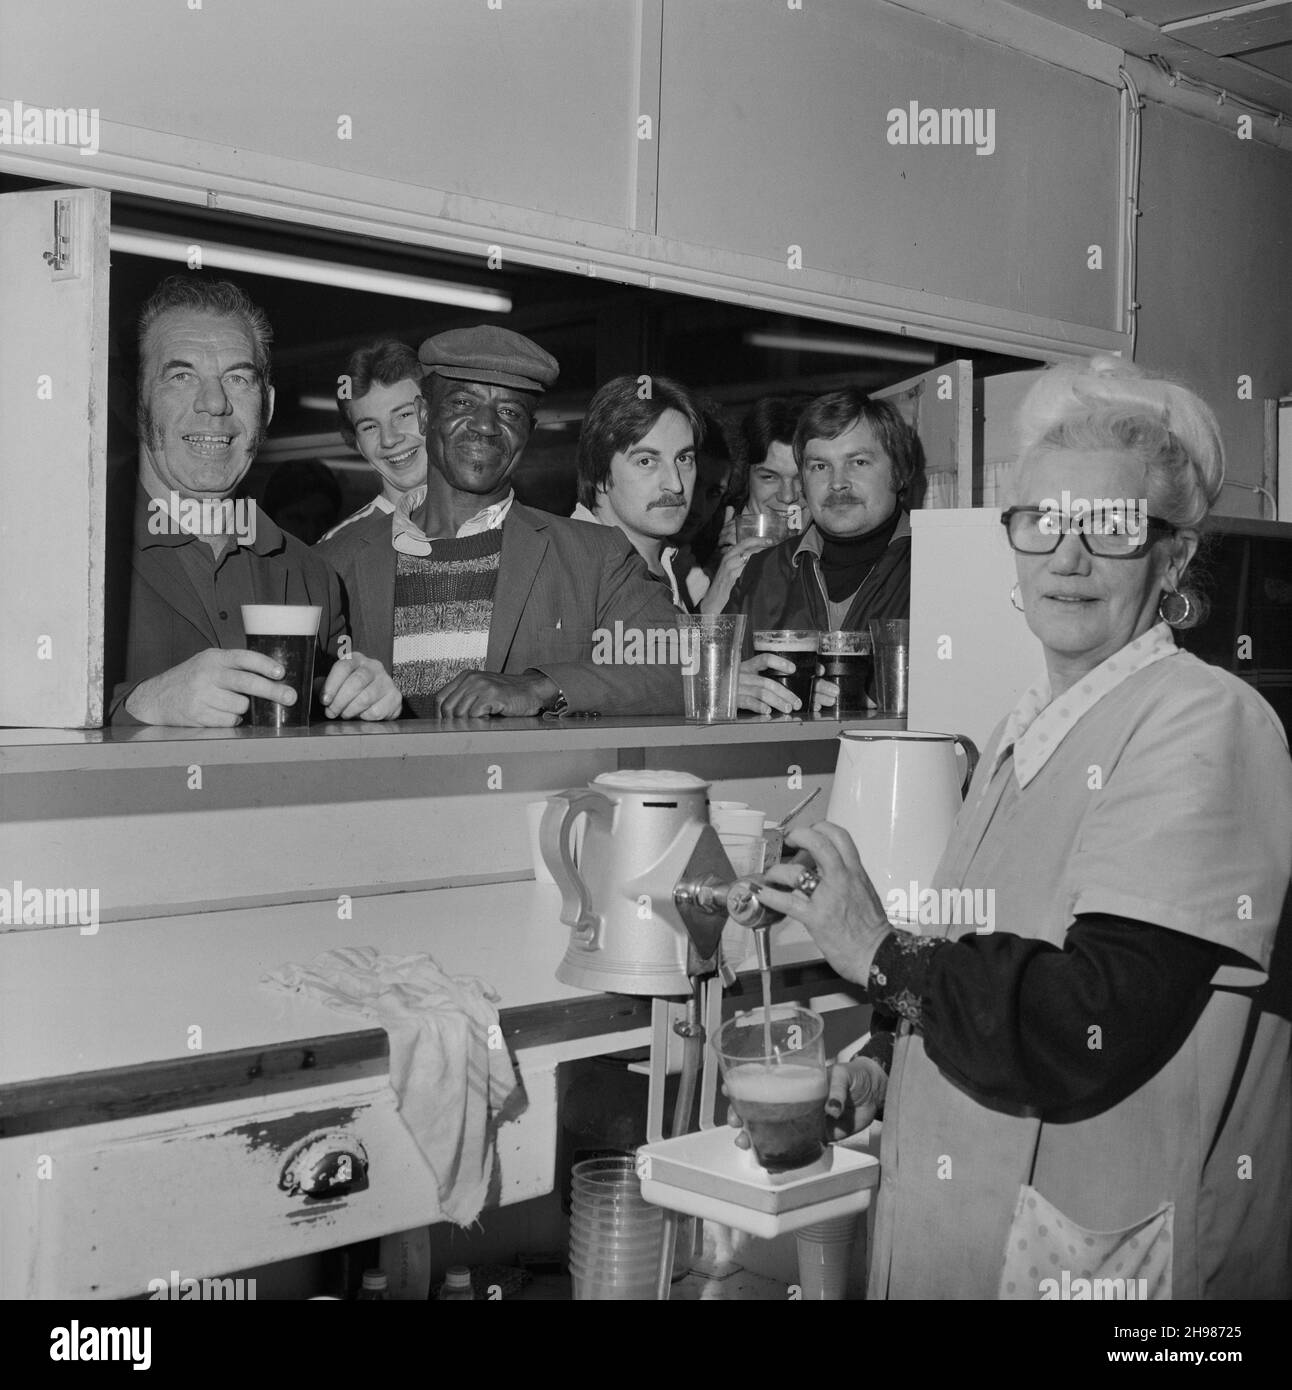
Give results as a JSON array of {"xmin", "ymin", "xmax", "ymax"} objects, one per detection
[
  {"xmin": 872, "ymin": 360, "xmax": 974, "ymax": 509},
  {"xmin": 0, "ymin": 186, "xmax": 109, "ymax": 727}
]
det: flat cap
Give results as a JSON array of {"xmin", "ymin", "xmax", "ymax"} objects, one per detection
[{"xmin": 418, "ymin": 326, "xmax": 560, "ymax": 394}]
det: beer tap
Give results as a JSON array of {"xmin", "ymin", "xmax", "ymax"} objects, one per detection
[{"xmin": 673, "ymin": 849, "xmax": 819, "ymax": 976}]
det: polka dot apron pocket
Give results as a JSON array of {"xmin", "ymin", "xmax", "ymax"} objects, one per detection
[{"xmin": 998, "ymin": 1185, "xmax": 1173, "ymax": 1300}]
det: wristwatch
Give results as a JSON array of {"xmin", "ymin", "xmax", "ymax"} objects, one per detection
[{"xmin": 524, "ymin": 667, "xmax": 569, "ymax": 717}]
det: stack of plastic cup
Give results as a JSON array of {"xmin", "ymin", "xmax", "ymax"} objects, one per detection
[
  {"xmin": 795, "ymin": 1213, "xmax": 861, "ymax": 1299},
  {"xmin": 568, "ymin": 1156, "xmax": 664, "ymax": 1300}
]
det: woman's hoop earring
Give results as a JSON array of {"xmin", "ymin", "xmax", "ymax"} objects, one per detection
[
  {"xmin": 1010, "ymin": 583, "xmax": 1025, "ymax": 613},
  {"xmin": 1158, "ymin": 588, "xmax": 1192, "ymax": 627}
]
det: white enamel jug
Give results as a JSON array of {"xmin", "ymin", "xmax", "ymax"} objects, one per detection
[{"xmin": 823, "ymin": 731, "xmax": 979, "ymax": 924}]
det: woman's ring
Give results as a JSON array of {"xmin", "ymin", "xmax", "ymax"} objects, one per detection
[{"xmin": 796, "ymin": 867, "xmax": 820, "ymax": 897}]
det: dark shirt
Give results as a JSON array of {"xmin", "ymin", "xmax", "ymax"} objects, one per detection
[
  {"xmin": 819, "ymin": 505, "xmax": 903, "ymax": 602},
  {"xmin": 724, "ymin": 512, "xmax": 911, "ymax": 658},
  {"xmin": 861, "ymin": 914, "xmax": 1221, "ymax": 1122},
  {"xmin": 104, "ymin": 483, "xmax": 345, "ymax": 724}
]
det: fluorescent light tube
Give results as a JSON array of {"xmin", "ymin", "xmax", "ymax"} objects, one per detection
[
  {"xmin": 110, "ymin": 229, "xmax": 511, "ymax": 313},
  {"xmin": 745, "ymin": 331, "xmax": 935, "ymax": 364}
]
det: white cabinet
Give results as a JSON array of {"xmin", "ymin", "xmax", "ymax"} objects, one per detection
[{"xmin": 908, "ymin": 508, "xmax": 1040, "ymax": 752}]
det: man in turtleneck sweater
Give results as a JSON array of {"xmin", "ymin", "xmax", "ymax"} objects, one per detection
[{"xmin": 725, "ymin": 389, "xmax": 922, "ymax": 713}]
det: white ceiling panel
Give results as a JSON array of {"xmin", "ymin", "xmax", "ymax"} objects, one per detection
[
  {"xmin": 1127, "ymin": 1, "xmax": 1275, "ymax": 23},
  {"xmin": 1004, "ymin": 0, "xmax": 1292, "ymax": 115},
  {"xmin": 1162, "ymin": 6, "xmax": 1292, "ymax": 59}
]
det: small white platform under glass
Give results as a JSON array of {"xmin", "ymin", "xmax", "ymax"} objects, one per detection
[{"xmin": 637, "ymin": 1126, "xmax": 878, "ymax": 1241}]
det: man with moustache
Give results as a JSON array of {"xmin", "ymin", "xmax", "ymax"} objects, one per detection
[
  {"xmin": 104, "ymin": 275, "xmax": 402, "ymax": 726},
  {"xmin": 571, "ymin": 374, "xmax": 702, "ymax": 611},
  {"xmin": 317, "ymin": 327, "xmax": 684, "ymax": 717},
  {"xmin": 321, "ymin": 339, "xmax": 428, "ymax": 540},
  {"xmin": 725, "ymin": 389, "xmax": 922, "ymax": 713}
]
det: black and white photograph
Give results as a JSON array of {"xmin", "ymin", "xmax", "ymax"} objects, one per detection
[{"xmin": 1, "ymin": 0, "xmax": 1290, "ymax": 1362}]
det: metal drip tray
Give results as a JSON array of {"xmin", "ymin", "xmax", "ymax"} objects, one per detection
[{"xmin": 636, "ymin": 1126, "xmax": 879, "ymax": 1240}]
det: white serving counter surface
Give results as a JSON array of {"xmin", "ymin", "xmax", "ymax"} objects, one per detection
[{"xmin": 0, "ymin": 714, "xmax": 881, "ymax": 1296}]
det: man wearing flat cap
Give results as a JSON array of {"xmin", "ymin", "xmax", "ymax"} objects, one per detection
[{"xmin": 317, "ymin": 326, "xmax": 684, "ymax": 717}]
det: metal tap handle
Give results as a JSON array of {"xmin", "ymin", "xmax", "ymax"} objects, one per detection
[{"xmin": 725, "ymin": 850, "xmax": 819, "ymax": 930}]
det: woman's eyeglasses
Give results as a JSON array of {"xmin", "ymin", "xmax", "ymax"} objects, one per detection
[{"xmin": 1000, "ymin": 506, "xmax": 1176, "ymax": 559}]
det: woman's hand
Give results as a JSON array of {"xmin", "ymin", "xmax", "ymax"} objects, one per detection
[
  {"xmin": 825, "ymin": 1056, "xmax": 887, "ymax": 1138},
  {"xmin": 699, "ymin": 537, "xmax": 772, "ymax": 616},
  {"xmin": 756, "ymin": 823, "xmax": 892, "ymax": 986}
]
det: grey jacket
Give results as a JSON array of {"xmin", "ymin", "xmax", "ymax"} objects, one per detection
[{"xmin": 316, "ymin": 501, "xmax": 684, "ymax": 715}]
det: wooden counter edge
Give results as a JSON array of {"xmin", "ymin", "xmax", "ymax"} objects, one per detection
[{"xmin": 0, "ymin": 961, "xmax": 851, "ymax": 1136}]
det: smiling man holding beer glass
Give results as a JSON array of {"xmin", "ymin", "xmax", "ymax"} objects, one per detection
[
  {"xmin": 106, "ymin": 275, "xmax": 401, "ymax": 727},
  {"xmin": 726, "ymin": 390, "xmax": 921, "ymax": 716},
  {"xmin": 749, "ymin": 359, "xmax": 1292, "ymax": 1300}
]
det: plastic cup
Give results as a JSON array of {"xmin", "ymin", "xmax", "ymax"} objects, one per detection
[
  {"xmin": 569, "ymin": 1218, "xmax": 662, "ymax": 1241},
  {"xmin": 868, "ymin": 618, "xmax": 909, "ymax": 717},
  {"xmin": 718, "ymin": 833, "xmax": 765, "ymax": 878},
  {"xmin": 569, "ymin": 1156, "xmax": 664, "ymax": 1301},
  {"xmin": 569, "ymin": 1246, "xmax": 661, "ymax": 1266},
  {"xmin": 569, "ymin": 1236, "xmax": 662, "ymax": 1265},
  {"xmin": 570, "ymin": 1269, "xmax": 658, "ymax": 1301},
  {"xmin": 679, "ymin": 614, "xmax": 746, "ymax": 722},
  {"xmin": 713, "ymin": 1005, "xmax": 828, "ymax": 1174},
  {"xmin": 736, "ymin": 511, "xmax": 791, "ymax": 545},
  {"xmin": 569, "ymin": 1210, "xmax": 660, "ymax": 1229},
  {"xmin": 241, "ymin": 604, "xmax": 321, "ymax": 729},
  {"xmin": 707, "ymin": 801, "xmax": 764, "ymax": 838},
  {"xmin": 795, "ymin": 1214, "xmax": 860, "ymax": 1300}
]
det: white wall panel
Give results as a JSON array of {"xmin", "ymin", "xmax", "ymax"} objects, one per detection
[{"xmin": 656, "ymin": 0, "xmax": 1122, "ymax": 330}]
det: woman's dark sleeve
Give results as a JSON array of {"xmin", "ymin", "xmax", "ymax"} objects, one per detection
[
  {"xmin": 864, "ymin": 916, "xmax": 1220, "ymax": 1119},
  {"xmin": 858, "ymin": 1005, "xmax": 897, "ymax": 1077}
]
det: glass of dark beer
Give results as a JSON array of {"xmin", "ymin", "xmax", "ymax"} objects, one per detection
[
  {"xmin": 240, "ymin": 604, "xmax": 321, "ymax": 730},
  {"xmin": 817, "ymin": 630, "xmax": 873, "ymax": 719},
  {"xmin": 715, "ymin": 1005, "xmax": 828, "ymax": 1174},
  {"xmin": 752, "ymin": 629, "xmax": 819, "ymax": 714}
]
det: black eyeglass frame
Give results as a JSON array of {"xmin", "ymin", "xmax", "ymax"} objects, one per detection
[{"xmin": 999, "ymin": 506, "xmax": 1177, "ymax": 560}]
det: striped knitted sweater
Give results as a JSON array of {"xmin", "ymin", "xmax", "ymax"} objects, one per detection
[{"xmin": 392, "ymin": 530, "xmax": 503, "ymax": 715}]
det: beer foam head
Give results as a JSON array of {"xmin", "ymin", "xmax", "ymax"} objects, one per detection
[
  {"xmin": 723, "ymin": 1062, "xmax": 828, "ymax": 1103},
  {"xmin": 754, "ymin": 631, "xmax": 819, "ymax": 652},
  {"xmin": 241, "ymin": 604, "xmax": 322, "ymax": 637},
  {"xmin": 819, "ymin": 631, "xmax": 871, "ymax": 656}
]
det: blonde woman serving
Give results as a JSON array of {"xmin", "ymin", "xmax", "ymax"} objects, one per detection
[{"xmin": 759, "ymin": 360, "xmax": 1292, "ymax": 1299}]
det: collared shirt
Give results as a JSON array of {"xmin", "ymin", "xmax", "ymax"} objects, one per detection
[
  {"xmin": 391, "ymin": 486, "xmax": 514, "ymax": 556},
  {"xmin": 319, "ymin": 492, "xmax": 395, "ymax": 543},
  {"xmin": 138, "ymin": 453, "xmax": 249, "ymax": 558},
  {"xmin": 132, "ymin": 481, "xmax": 301, "ymax": 657},
  {"xmin": 569, "ymin": 502, "xmax": 685, "ymax": 609},
  {"xmin": 985, "ymin": 621, "xmax": 1179, "ymax": 791},
  {"xmin": 867, "ymin": 637, "xmax": 1292, "ymax": 1299}
]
